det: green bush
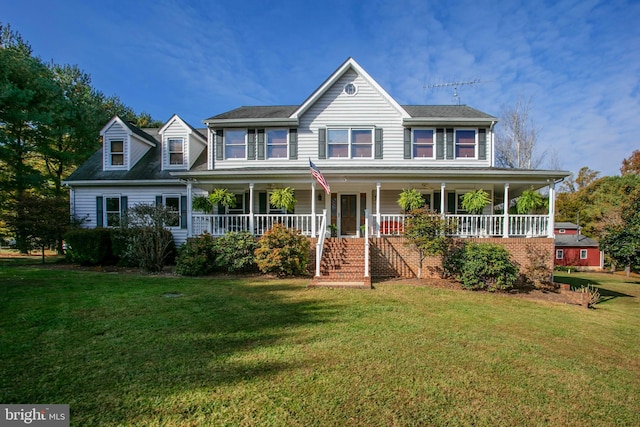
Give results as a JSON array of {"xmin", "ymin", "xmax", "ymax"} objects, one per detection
[
  {"xmin": 64, "ymin": 228, "xmax": 115, "ymax": 266},
  {"xmin": 175, "ymin": 234, "xmax": 218, "ymax": 276},
  {"xmin": 215, "ymin": 232, "xmax": 258, "ymax": 273},
  {"xmin": 255, "ymin": 224, "xmax": 310, "ymax": 276},
  {"xmin": 444, "ymin": 242, "xmax": 519, "ymax": 291}
]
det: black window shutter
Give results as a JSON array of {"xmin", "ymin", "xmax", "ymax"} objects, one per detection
[
  {"xmin": 96, "ymin": 196, "xmax": 103, "ymax": 227},
  {"xmin": 257, "ymin": 129, "xmax": 265, "ymax": 160},
  {"xmin": 318, "ymin": 128, "xmax": 326, "ymax": 159},
  {"xmin": 155, "ymin": 195, "xmax": 162, "ymax": 206},
  {"xmin": 403, "ymin": 128, "xmax": 412, "ymax": 159},
  {"xmin": 120, "ymin": 196, "xmax": 128, "ymax": 219},
  {"xmin": 374, "ymin": 128, "xmax": 383, "ymax": 159},
  {"xmin": 447, "ymin": 192, "xmax": 456, "ymax": 214},
  {"xmin": 289, "ymin": 128, "xmax": 298, "ymax": 160},
  {"xmin": 180, "ymin": 195, "xmax": 187, "ymax": 229},
  {"xmin": 247, "ymin": 129, "xmax": 256, "ymax": 160},
  {"xmin": 436, "ymin": 128, "xmax": 444, "ymax": 160},
  {"xmin": 215, "ymin": 130, "xmax": 224, "ymax": 160},
  {"xmin": 258, "ymin": 192, "xmax": 267, "ymax": 214},
  {"xmin": 478, "ymin": 128, "xmax": 486, "ymax": 160},
  {"xmin": 446, "ymin": 128, "xmax": 454, "ymax": 160}
]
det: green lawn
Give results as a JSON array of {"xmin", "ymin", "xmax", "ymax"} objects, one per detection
[{"xmin": 1, "ymin": 265, "xmax": 638, "ymax": 426}]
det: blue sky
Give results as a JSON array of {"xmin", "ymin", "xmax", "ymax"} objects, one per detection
[{"xmin": 3, "ymin": 0, "xmax": 639, "ymax": 177}]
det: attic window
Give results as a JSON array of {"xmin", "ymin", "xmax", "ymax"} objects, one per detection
[
  {"xmin": 344, "ymin": 83, "xmax": 358, "ymax": 96},
  {"xmin": 168, "ymin": 138, "xmax": 184, "ymax": 165},
  {"xmin": 110, "ymin": 140, "xmax": 124, "ymax": 166}
]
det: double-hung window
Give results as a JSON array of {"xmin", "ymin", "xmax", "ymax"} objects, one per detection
[
  {"xmin": 413, "ymin": 129, "xmax": 434, "ymax": 158},
  {"xmin": 168, "ymin": 138, "xmax": 184, "ymax": 166},
  {"xmin": 105, "ymin": 196, "xmax": 121, "ymax": 227},
  {"xmin": 163, "ymin": 195, "xmax": 181, "ymax": 227},
  {"xmin": 327, "ymin": 128, "xmax": 372, "ymax": 158},
  {"xmin": 556, "ymin": 249, "xmax": 564, "ymax": 260},
  {"xmin": 225, "ymin": 130, "xmax": 246, "ymax": 159},
  {"xmin": 455, "ymin": 130, "xmax": 476, "ymax": 158},
  {"xmin": 267, "ymin": 129, "xmax": 288, "ymax": 159},
  {"xmin": 580, "ymin": 249, "xmax": 588, "ymax": 259},
  {"xmin": 110, "ymin": 140, "xmax": 124, "ymax": 166}
]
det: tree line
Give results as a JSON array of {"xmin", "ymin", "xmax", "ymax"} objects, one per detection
[{"xmin": 0, "ymin": 23, "xmax": 161, "ymax": 254}]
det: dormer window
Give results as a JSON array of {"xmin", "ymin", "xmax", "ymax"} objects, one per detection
[
  {"xmin": 110, "ymin": 140, "xmax": 124, "ymax": 166},
  {"xmin": 168, "ymin": 138, "xmax": 184, "ymax": 165}
]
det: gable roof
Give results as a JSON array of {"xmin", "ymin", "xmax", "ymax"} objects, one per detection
[
  {"xmin": 291, "ymin": 57, "xmax": 410, "ymax": 120},
  {"xmin": 100, "ymin": 116, "xmax": 158, "ymax": 147},
  {"xmin": 555, "ymin": 234, "xmax": 599, "ymax": 247},
  {"xmin": 159, "ymin": 114, "xmax": 207, "ymax": 143}
]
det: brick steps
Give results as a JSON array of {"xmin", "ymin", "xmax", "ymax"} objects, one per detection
[{"xmin": 311, "ymin": 238, "xmax": 371, "ymax": 289}]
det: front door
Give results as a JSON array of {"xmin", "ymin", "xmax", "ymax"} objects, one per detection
[{"xmin": 340, "ymin": 195, "xmax": 357, "ymax": 236}]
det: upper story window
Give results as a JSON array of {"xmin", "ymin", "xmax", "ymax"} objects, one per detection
[
  {"xmin": 225, "ymin": 129, "xmax": 246, "ymax": 159},
  {"xmin": 168, "ymin": 138, "xmax": 184, "ymax": 165},
  {"xmin": 110, "ymin": 140, "xmax": 124, "ymax": 166},
  {"xmin": 413, "ymin": 129, "xmax": 434, "ymax": 158},
  {"xmin": 267, "ymin": 129, "xmax": 288, "ymax": 159},
  {"xmin": 327, "ymin": 128, "xmax": 372, "ymax": 159},
  {"xmin": 455, "ymin": 130, "xmax": 476, "ymax": 158}
]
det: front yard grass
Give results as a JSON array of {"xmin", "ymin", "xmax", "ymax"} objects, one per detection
[{"xmin": 0, "ymin": 265, "xmax": 638, "ymax": 426}]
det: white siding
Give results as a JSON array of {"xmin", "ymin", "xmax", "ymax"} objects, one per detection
[
  {"xmin": 161, "ymin": 119, "xmax": 187, "ymax": 170},
  {"xmin": 72, "ymin": 185, "xmax": 189, "ymax": 245},
  {"xmin": 102, "ymin": 122, "xmax": 129, "ymax": 170}
]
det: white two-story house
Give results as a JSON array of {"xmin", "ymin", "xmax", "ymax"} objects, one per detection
[{"xmin": 65, "ymin": 58, "xmax": 569, "ymax": 283}]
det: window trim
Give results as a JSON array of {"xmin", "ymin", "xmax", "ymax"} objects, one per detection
[
  {"xmin": 266, "ymin": 129, "xmax": 289, "ymax": 160},
  {"xmin": 162, "ymin": 194, "xmax": 182, "ymax": 228},
  {"xmin": 104, "ymin": 195, "xmax": 121, "ymax": 227},
  {"xmin": 558, "ymin": 228, "xmax": 566, "ymax": 234},
  {"xmin": 454, "ymin": 128, "xmax": 478, "ymax": 159},
  {"xmin": 326, "ymin": 127, "xmax": 374, "ymax": 159},
  {"xmin": 167, "ymin": 137, "xmax": 185, "ymax": 167},
  {"xmin": 556, "ymin": 249, "xmax": 564, "ymax": 260},
  {"xmin": 108, "ymin": 139, "xmax": 125, "ymax": 168},
  {"xmin": 224, "ymin": 129, "xmax": 247, "ymax": 160},
  {"xmin": 412, "ymin": 128, "xmax": 435, "ymax": 159},
  {"xmin": 580, "ymin": 249, "xmax": 588, "ymax": 260}
]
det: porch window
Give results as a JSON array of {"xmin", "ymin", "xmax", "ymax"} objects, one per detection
[
  {"xmin": 267, "ymin": 129, "xmax": 288, "ymax": 159},
  {"xmin": 580, "ymin": 249, "xmax": 588, "ymax": 259},
  {"xmin": 327, "ymin": 128, "xmax": 372, "ymax": 158},
  {"xmin": 225, "ymin": 129, "xmax": 246, "ymax": 159},
  {"xmin": 105, "ymin": 196, "xmax": 121, "ymax": 227},
  {"xmin": 556, "ymin": 249, "xmax": 564, "ymax": 260},
  {"xmin": 455, "ymin": 130, "xmax": 476, "ymax": 158},
  {"xmin": 413, "ymin": 129, "xmax": 434, "ymax": 158},
  {"xmin": 110, "ymin": 140, "xmax": 124, "ymax": 166},
  {"xmin": 163, "ymin": 195, "xmax": 181, "ymax": 227},
  {"xmin": 168, "ymin": 138, "xmax": 184, "ymax": 165},
  {"xmin": 227, "ymin": 193, "xmax": 246, "ymax": 214}
]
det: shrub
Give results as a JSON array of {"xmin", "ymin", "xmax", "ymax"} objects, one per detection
[
  {"xmin": 445, "ymin": 242, "xmax": 519, "ymax": 291},
  {"xmin": 573, "ymin": 284, "xmax": 601, "ymax": 308},
  {"xmin": 175, "ymin": 234, "xmax": 218, "ymax": 276},
  {"xmin": 255, "ymin": 224, "xmax": 310, "ymax": 276},
  {"xmin": 64, "ymin": 228, "xmax": 115, "ymax": 266},
  {"xmin": 215, "ymin": 232, "xmax": 258, "ymax": 273}
]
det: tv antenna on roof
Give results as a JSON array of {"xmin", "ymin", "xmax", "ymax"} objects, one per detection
[{"xmin": 424, "ymin": 79, "xmax": 483, "ymax": 105}]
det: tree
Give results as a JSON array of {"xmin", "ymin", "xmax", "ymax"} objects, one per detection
[
  {"xmin": 560, "ymin": 166, "xmax": 600, "ymax": 193},
  {"xmin": 599, "ymin": 187, "xmax": 640, "ymax": 276},
  {"xmin": 403, "ymin": 208, "xmax": 457, "ymax": 278},
  {"xmin": 495, "ymin": 96, "xmax": 542, "ymax": 169},
  {"xmin": 620, "ymin": 150, "xmax": 640, "ymax": 176}
]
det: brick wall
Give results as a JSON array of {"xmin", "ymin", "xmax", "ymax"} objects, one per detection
[{"xmin": 369, "ymin": 237, "xmax": 555, "ymax": 280}]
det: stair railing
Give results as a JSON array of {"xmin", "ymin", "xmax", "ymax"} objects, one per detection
[{"xmin": 315, "ymin": 209, "xmax": 327, "ymax": 277}]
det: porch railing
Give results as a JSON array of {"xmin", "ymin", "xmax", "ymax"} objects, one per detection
[
  {"xmin": 373, "ymin": 214, "xmax": 549, "ymax": 238},
  {"xmin": 192, "ymin": 213, "xmax": 322, "ymax": 237}
]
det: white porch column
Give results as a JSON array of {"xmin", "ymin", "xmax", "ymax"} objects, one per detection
[
  {"xmin": 503, "ymin": 183, "xmax": 510, "ymax": 238},
  {"xmin": 440, "ymin": 182, "xmax": 446, "ymax": 216},
  {"xmin": 186, "ymin": 181, "xmax": 193, "ymax": 237},
  {"xmin": 548, "ymin": 180, "xmax": 556, "ymax": 238},
  {"xmin": 311, "ymin": 182, "xmax": 317, "ymax": 237},
  {"xmin": 249, "ymin": 183, "xmax": 255, "ymax": 235},
  {"xmin": 376, "ymin": 182, "xmax": 381, "ymax": 238}
]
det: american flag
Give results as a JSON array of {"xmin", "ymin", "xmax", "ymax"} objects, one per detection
[{"xmin": 309, "ymin": 159, "xmax": 331, "ymax": 194}]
